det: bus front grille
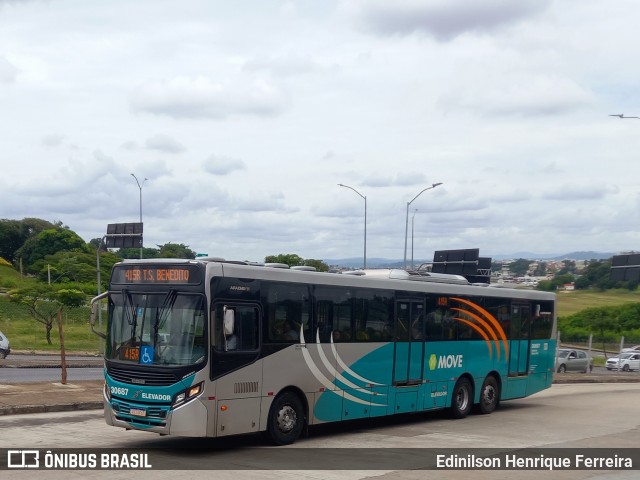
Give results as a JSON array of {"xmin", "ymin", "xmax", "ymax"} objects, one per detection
[{"xmin": 108, "ymin": 366, "xmax": 178, "ymax": 386}]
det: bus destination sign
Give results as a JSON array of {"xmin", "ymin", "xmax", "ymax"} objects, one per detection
[{"xmin": 112, "ymin": 265, "xmax": 201, "ymax": 285}]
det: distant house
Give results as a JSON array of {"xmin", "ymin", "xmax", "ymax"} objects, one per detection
[{"xmin": 562, "ymin": 283, "xmax": 575, "ymax": 291}]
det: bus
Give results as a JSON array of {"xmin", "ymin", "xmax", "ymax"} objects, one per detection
[{"xmin": 89, "ymin": 258, "xmax": 556, "ymax": 445}]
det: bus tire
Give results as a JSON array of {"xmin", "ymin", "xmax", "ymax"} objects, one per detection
[
  {"xmin": 267, "ymin": 391, "xmax": 305, "ymax": 445},
  {"xmin": 477, "ymin": 375, "xmax": 499, "ymax": 415},
  {"xmin": 449, "ymin": 377, "xmax": 473, "ymax": 419}
]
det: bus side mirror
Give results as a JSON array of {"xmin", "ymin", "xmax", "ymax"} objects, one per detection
[
  {"xmin": 223, "ymin": 306, "xmax": 235, "ymax": 336},
  {"xmin": 89, "ymin": 292, "xmax": 108, "ymax": 339},
  {"xmin": 90, "ymin": 302, "xmax": 98, "ymax": 327}
]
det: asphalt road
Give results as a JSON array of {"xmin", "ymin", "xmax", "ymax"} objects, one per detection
[
  {"xmin": 1, "ymin": 383, "xmax": 639, "ymax": 479},
  {"xmin": 0, "ymin": 366, "xmax": 104, "ymax": 382}
]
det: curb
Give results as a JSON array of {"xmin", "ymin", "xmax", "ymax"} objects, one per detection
[
  {"xmin": 0, "ymin": 402, "xmax": 104, "ymax": 416},
  {"xmin": 552, "ymin": 373, "xmax": 640, "ymax": 384}
]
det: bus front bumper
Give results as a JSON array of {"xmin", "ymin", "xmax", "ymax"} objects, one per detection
[{"xmin": 104, "ymin": 388, "xmax": 208, "ymax": 437}]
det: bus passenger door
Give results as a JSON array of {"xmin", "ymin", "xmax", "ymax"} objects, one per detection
[
  {"xmin": 393, "ymin": 300, "xmax": 425, "ymax": 386},
  {"xmin": 508, "ymin": 304, "xmax": 531, "ymax": 376},
  {"xmin": 210, "ymin": 303, "xmax": 261, "ymax": 380}
]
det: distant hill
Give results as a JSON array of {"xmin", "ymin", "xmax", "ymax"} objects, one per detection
[
  {"xmin": 488, "ymin": 251, "xmax": 615, "ymax": 261},
  {"xmin": 325, "ymin": 251, "xmax": 616, "ymax": 269}
]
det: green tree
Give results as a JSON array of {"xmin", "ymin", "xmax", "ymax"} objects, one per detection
[
  {"xmin": 303, "ymin": 259, "xmax": 330, "ymax": 272},
  {"xmin": 158, "ymin": 243, "xmax": 196, "ymax": 259},
  {"xmin": 531, "ymin": 262, "xmax": 547, "ymax": 276},
  {"xmin": 551, "ymin": 273, "xmax": 575, "ymax": 290},
  {"xmin": 265, "ymin": 254, "xmax": 304, "ymax": 267},
  {"xmin": 35, "ymin": 251, "xmax": 101, "ymax": 285},
  {"xmin": 96, "ymin": 250, "xmax": 121, "ymax": 292},
  {"xmin": 536, "ymin": 280, "xmax": 555, "ymax": 292},
  {"xmin": 264, "ymin": 254, "xmax": 329, "ymax": 271},
  {"xmin": 557, "ymin": 260, "xmax": 577, "ymax": 275},
  {"xmin": 0, "ymin": 217, "xmax": 56, "ymax": 264},
  {"xmin": 9, "ymin": 285, "xmax": 85, "ymax": 345},
  {"xmin": 564, "ymin": 306, "xmax": 627, "ymax": 354},
  {"xmin": 576, "ymin": 260, "xmax": 613, "ymax": 290},
  {"xmin": 117, "ymin": 247, "xmax": 161, "ymax": 259},
  {"xmin": 617, "ymin": 303, "xmax": 640, "ymax": 331},
  {"xmin": 508, "ymin": 259, "xmax": 531, "ymax": 276},
  {"xmin": 16, "ymin": 227, "xmax": 87, "ymax": 274},
  {"xmin": 0, "ymin": 219, "xmax": 24, "ymax": 264}
]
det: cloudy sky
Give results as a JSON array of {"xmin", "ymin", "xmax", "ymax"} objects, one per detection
[{"xmin": 2, "ymin": 0, "xmax": 640, "ymax": 264}]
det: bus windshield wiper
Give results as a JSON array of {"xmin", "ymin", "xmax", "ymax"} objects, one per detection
[
  {"xmin": 153, "ymin": 289, "xmax": 177, "ymax": 345},
  {"xmin": 122, "ymin": 289, "xmax": 138, "ymax": 343}
]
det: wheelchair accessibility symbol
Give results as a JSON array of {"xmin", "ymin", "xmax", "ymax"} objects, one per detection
[{"xmin": 139, "ymin": 345, "xmax": 154, "ymax": 365}]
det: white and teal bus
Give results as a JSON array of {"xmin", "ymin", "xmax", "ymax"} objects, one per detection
[{"xmin": 90, "ymin": 258, "xmax": 556, "ymax": 445}]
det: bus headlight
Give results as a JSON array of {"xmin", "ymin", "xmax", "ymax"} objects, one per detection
[{"xmin": 173, "ymin": 382, "xmax": 203, "ymax": 408}]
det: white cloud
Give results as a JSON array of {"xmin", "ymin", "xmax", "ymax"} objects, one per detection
[
  {"xmin": 128, "ymin": 75, "xmax": 289, "ymax": 120},
  {"xmin": 441, "ymin": 74, "xmax": 595, "ymax": 117},
  {"xmin": 347, "ymin": 0, "xmax": 550, "ymax": 41},
  {"xmin": 542, "ymin": 183, "xmax": 619, "ymax": 202},
  {"xmin": 0, "ymin": 56, "xmax": 17, "ymax": 83},
  {"xmin": 203, "ymin": 154, "xmax": 246, "ymax": 175},
  {"xmin": 144, "ymin": 134, "xmax": 187, "ymax": 154},
  {"xmin": 243, "ymin": 53, "xmax": 322, "ymax": 77},
  {"xmin": 41, "ymin": 133, "xmax": 65, "ymax": 147}
]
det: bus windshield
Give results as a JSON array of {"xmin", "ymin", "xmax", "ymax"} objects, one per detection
[{"xmin": 106, "ymin": 291, "xmax": 206, "ymax": 366}]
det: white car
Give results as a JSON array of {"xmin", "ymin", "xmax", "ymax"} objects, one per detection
[
  {"xmin": 621, "ymin": 345, "xmax": 640, "ymax": 353},
  {"xmin": 606, "ymin": 352, "xmax": 640, "ymax": 372},
  {"xmin": 0, "ymin": 330, "xmax": 10, "ymax": 359}
]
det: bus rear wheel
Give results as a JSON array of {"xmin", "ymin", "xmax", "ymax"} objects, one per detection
[
  {"xmin": 477, "ymin": 375, "xmax": 499, "ymax": 415},
  {"xmin": 449, "ymin": 378, "xmax": 472, "ymax": 419},
  {"xmin": 267, "ymin": 391, "xmax": 305, "ymax": 445}
]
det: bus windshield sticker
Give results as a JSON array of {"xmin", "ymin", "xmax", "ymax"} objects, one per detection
[{"xmin": 140, "ymin": 345, "xmax": 154, "ymax": 365}]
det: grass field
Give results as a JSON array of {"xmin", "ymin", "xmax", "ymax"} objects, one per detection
[
  {"xmin": 555, "ymin": 289, "xmax": 640, "ymax": 317},
  {"xmin": 0, "ymin": 264, "xmax": 101, "ymax": 352},
  {"xmin": 0, "ymin": 296, "xmax": 99, "ymax": 353}
]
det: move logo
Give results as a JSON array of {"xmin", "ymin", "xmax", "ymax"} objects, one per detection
[{"xmin": 429, "ymin": 353, "xmax": 463, "ymax": 370}]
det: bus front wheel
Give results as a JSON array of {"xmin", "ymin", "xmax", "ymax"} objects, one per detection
[
  {"xmin": 449, "ymin": 378, "xmax": 473, "ymax": 419},
  {"xmin": 267, "ymin": 391, "xmax": 305, "ymax": 445},
  {"xmin": 477, "ymin": 375, "xmax": 499, "ymax": 415}
]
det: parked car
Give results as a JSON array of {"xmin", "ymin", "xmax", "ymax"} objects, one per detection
[
  {"xmin": 621, "ymin": 345, "xmax": 640, "ymax": 353},
  {"xmin": 555, "ymin": 348, "xmax": 592, "ymax": 373},
  {"xmin": 606, "ymin": 352, "xmax": 640, "ymax": 371},
  {"xmin": 0, "ymin": 330, "xmax": 10, "ymax": 359}
]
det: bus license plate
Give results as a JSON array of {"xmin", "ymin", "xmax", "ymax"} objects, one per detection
[{"xmin": 129, "ymin": 408, "xmax": 147, "ymax": 417}]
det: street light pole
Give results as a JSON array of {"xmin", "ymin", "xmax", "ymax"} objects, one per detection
[
  {"xmin": 403, "ymin": 183, "xmax": 442, "ymax": 269},
  {"xmin": 609, "ymin": 114, "xmax": 640, "ymax": 119},
  {"xmin": 131, "ymin": 173, "xmax": 148, "ymax": 259},
  {"xmin": 338, "ymin": 183, "xmax": 367, "ymax": 269},
  {"xmin": 411, "ymin": 209, "xmax": 417, "ymax": 269}
]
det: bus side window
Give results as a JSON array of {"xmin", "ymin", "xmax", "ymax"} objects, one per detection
[
  {"xmin": 213, "ymin": 304, "xmax": 259, "ymax": 352},
  {"xmin": 237, "ymin": 306, "xmax": 259, "ymax": 350},
  {"xmin": 263, "ymin": 282, "xmax": 310, "ymax": 343}
]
